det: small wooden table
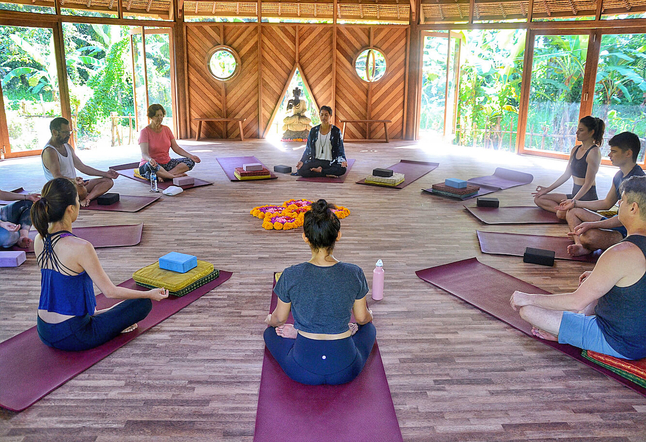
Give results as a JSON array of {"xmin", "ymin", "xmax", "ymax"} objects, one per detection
[
  {"xmin": 193, "ymin": 118, "xmax": 246, "ymax": 141},
  {"xmin": 339, "ymin": 119, "xmax": 391, "ymax": 143}
]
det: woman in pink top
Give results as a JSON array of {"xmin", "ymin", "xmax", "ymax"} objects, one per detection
[{"xmin": 138, "ymin": 104, "xmax": 201, "ymax": 181}]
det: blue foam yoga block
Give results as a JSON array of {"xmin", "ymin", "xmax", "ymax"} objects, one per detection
[
  {"xmin": 445, "ymin": 178, "xmax": 467, "ymax": 189},
  {"xmin": 159, "ymin": 252, "xmax": 197, "ymax": 273}
]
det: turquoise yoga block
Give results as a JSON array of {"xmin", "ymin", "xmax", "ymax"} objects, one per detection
[
  {"xmin": 159, "ymin": 252, "xmax": 197, "ymax": 273},
  {"xmin": 445, "ymin": 178, "xmax": 467, "ymax": 189}
]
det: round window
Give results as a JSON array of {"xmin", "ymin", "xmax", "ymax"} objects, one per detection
[
  {"xmin": 354, "ymin": 48, "xmax": 387, "ymax": 82},
  {"xmin": 207, "ymin": 46, "xmax": 240, "ymax": 81}
]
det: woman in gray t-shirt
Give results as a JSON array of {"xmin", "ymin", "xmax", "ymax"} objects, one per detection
[{"xmin": 264, "ymin": 199, "xmax": 376, "ymax": 385}]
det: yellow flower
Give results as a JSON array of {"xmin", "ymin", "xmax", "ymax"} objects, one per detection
[{"xmin": 274, "ymin": 222, "xmax": 283, "ymax": 230}]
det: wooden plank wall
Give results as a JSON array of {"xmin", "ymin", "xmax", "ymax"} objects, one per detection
[{"xmin": 186, "ymin": 23, "xmax": 407, "ymax": 140}]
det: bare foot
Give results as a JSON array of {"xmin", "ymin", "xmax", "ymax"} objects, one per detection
[
  {"xmin": 121, "ymin": 323, "xmax": 138, "ymax": 334},
  {"xmin": 276, "ymin": 323, "xmax": 298, "ymax": 339},
  {"xmin": 326, "ymin": 175, "xmax": 340, "ymax": 178},
  {"xmin": 310, "ymin": 166, "xmax": 323, "ymax": 173},
  {"xmin": 531, "ymin": 327, "xmax": 557, "ymax": 341},
  {"xmin": 16, "ymin": 236, "xmax": 32, "ymax": 249},
  {"xmin": 348, "ymin": 323, "xmax": 358, "ymax": 335},
  {"xmin": 567, "ymin": 244, "xmax": 591, "ymax": 256},
  {"xmin": 157, "ymin": 176, "xmax": 165, "ymax": 182},
  {"xmin": 79, "ymin": 198, "xmax": 91, "ymax": 207}
]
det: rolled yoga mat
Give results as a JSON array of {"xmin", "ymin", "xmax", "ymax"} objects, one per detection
[
  {"xmin": 111, "ymin": 162, "xmax": 213, "ymax": 189},
  {"xmin": 81, "ymin": 195, "xmax": 161, "ymax": 213},
  {"xmin": 11, "ymin": 224, "xmax": 144, "ymax": 253},
  {"xmin": 254, "ymin": 277, "xmax": 402, "ymax": 442},
  {"xmin": 415, "ymin": 257, "xmax": 646, "ymax": 397},
  {"xmin": 356, "ymin": 160, "xmax": 439, "ymax": 189},
  {"xmin": 216, "ymin": 156, "xmax": 277, "ymax": 181},
  {"xmin": 0, "ymin": 271, "xmax": 233, "ymax": 412},
  {"xmin": 476, "ymin": 230, "xmax": 598, "ymax": 262},
  {"xmin": 465, "ymin": 205, "xmax": 563, "ymax": 224},
  {"xmin": 296, "ymin": 158, "xmax": 356, "ymax": 183},
  {"xmin": 467, "ymin": 167, "xmax": 534, "ymax": 190}
]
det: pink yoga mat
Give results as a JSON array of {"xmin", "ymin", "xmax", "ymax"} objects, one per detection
[
  {"xmin": 81, "ymin": 195, "xmax": 160, "ymax": 213},
  {"xmin": 468, "ymin": 167, "xmax": 534, "ymax": 190},
  {"xmin": 0, "ymin": 271, "xmax": 232, "ymax": 412},
  {"xmin": 296, "ymin": 159, "xmax": 356, "ymax": 183},
  {"xmin": 356, "ymin": 160, "xmax": 439, "ymax": 189},
  {"xmin": 216, "ymin": 156, "xmax": 277, "ymax": 181},
  {"xmin": 111, "ymin": 162, "xmax": 213, "ymax": 189},
  {"xmin": 11, "ymin": 224, "xmax": 144, "ymax": 253},
  {"xmin": 476, "ymin": 230, "xmax": 598, "ymax": 262},
  {"xmin": 254, "ymin": 278, "xmax": 402, "ymax": 442},
  {"xmin": 465, "ymin": 205, "xmax": 563, "ymax": 224},
  {"xmin": 416, "ymin": 258, "xmax": 646, "ymax": 397}
]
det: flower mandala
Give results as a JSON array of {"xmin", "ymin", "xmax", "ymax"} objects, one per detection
[{"xmin": 251, "ymin": 199, "xmax": 350, "ymax": 230}]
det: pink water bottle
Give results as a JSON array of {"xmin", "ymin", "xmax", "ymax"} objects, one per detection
[{"xmin": 372, "ymin": 259, "xmax": 384, "ymax": 301}]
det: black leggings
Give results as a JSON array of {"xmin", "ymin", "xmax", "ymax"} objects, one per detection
[
  {"xmin": 567, "ymin": 184, "xmax": 598, "ymax": 201},
  {"xmin": 263, "ymin": 322, "xmax": 376, "ymax": 385},
  {"xmin": 37, "ymin": 298, "xmax": 152, "ymax": 351},
  {"xmin": 297, "ymin": 159, "xmax": 346, "ymax": 178}
]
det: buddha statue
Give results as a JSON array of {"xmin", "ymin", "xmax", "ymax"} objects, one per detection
[{"xmin": 281, "ymin": 87, "xmax": 312, "ymax": 141}]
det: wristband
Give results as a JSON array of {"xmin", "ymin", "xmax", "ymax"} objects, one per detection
[{"xmin": 573, "ymin": 199, "xmax": 577, "ymax": 208}]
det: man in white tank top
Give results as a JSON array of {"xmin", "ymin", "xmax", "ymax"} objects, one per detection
[{"xmin": 42, "ymin": 118, "xmax": 119, "ymax": 206}]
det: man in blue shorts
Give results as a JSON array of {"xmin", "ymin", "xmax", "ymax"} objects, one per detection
[
  {"xmin": 560, "ymin": 132, "xmax": 644, "ymax": 256},
  {"xmin": 510, "ymin": 175, "xmax": 646, "ymax": 361}
]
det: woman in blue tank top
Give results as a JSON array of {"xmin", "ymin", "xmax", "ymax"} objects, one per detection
[
  {"xmin": 534, "ymin": 116, "xmax": 604, "ymax": 219},
  {"xmin": 264, "ymin": 199, "xmax": 376, "ymax": 385},
  {"xmin": 32, "ymin": 178, "xmax": 169, "ymax": 351}
]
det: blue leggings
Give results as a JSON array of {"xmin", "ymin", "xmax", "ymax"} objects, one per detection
[
  {"xmin": 37, "ymin": 298, "xmax": 152, "ymax": 351},
  {"xmin": 263, "ymin": 322, "xmax": 376, "ymax": 385},
  {"xmin": 0, "ymin": 200, "xmax": 33, "ymax": 248}
]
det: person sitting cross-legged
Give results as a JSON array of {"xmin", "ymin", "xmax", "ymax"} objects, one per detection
[
  {"xmin": 559, "ymin": 132, "xmax": 644, "ymax": 256},
  {"xmin": 263, "ymin": 199, "xmax": 376, "ymax": 385},
  {"xmin": 0, "ymin": 189, "xmax": 40, "ymax": 249},
  {"xmin": 511, "ymin": 175, "xmax": 646, "ymax": 361},
  {"xmin": 295, "ymin": 106, "xmax": 348, "ymax": 178},
  {"xmin": 42, "ymin": 117, "xmax": 119, "ymax": 207}
]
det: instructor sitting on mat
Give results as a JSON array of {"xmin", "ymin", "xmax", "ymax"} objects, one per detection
[
  {"xmin": 296, "ymin": 106, "xmax": 348, "ymax": 178},
  {"xmin": 560, "ymin": 132, "xmax": 644, "ymax": 256},
  {"xmin": 533, "ymin": 116, "xmax": 604, "ymax": 219},
  {"xmin": 138, "ymin": 104, "xmax": 200, "ymax": 181},
  {"xmin": 264, "ymin": 199, "xmax": 376, "ymax": 385},
  {"xmin": 33, "ymin": 178, "xmax": 169, "ymax": 352},
  {"xmin": 511, "ymin": 175, "xmax": 646, "ymax": 361}
]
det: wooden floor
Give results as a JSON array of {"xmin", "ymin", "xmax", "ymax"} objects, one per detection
[{"xmin": 1, "ymin": 139, "xmax": 645, "ymax": 441}]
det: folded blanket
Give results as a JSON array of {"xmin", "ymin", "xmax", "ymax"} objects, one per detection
[
  {"xmin": 582, "ymin": 350, "xmax": 646, "ymax": 388},
  {"xmin": 365, "ymin": 173, "xmax": 405, "ymax": 187}
]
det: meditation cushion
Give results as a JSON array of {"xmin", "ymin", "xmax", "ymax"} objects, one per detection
[
  {"xmin": 365, "ymin": 173, "xmax": 405, "ymax": 187},
  {"xmin": 234, "ymin": 167, "xmax": 271, "ymax": 180},
  {"xmin": 134, "ymin": 168, "xmax": 145, "ymax": 179},
  {"xmin": 133, "ymin": 260, "xmax": 219, "ymax": 297},
  {"xmin": 582, "ymin": 350, "xmax": 646, "ymax": 388},
  {"xmin": 159, "ymin": 252, "xmax": 197, "ymax": 273}
]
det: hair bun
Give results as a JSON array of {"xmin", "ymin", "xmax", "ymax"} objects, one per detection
[{"xmin": 311, "ymin": 199, "xmax": 329, "ymax": 214}]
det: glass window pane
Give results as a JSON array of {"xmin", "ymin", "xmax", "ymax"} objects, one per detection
[
  {"xmin": 0, "ymin": 26, "xmax": 61, "ymax": 153},
  {"xmin": 145, "ymin": 32, "xmax": 173, "ymax": 126},
  {"xmin": 524, "ymin": 34, "xmax": 588, "ymax": 153},
  {"xmin": 420, "ymin": 35, "xmax": 448, "ymax": 136},
  {"xmin": 592, "ymin": 33, "xmax": 646, "ymax": 162}
]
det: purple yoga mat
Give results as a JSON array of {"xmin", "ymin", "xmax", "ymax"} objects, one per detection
[
  {"xmin": 216, "ymin": 156, "xmax": 277, "ymax": 181},
  {"xmin": 468, "ymin": 167, "xmax": 534, "ymax": 190},
  {"xmin": 254, "ymin": 278, "xmax": 402, "ymax": 442},
  {"xmin": 296, "ymin": 159, "xmax": 356, "ymax": 183},
  {"xmin": 81, "ymin": 195, "xmax": 161, "ymax": 213},
  {"xmin": 476, "ymin": 230, "xmax": 598, "ymax": 262},
  {"xmin": 465, "ymin": 205, "xmax": 563, "ymax": 224},
  {"xmin": 11, "ymin": 224, "xmax": 144, "ymax": 253},
  {"xmin": 0, "ymin": 271, "xmax": 232, "ymax": 412},
  {"xmin": 357, "ymin": 160, "xmax": 439, "ymax": 189},
  {"xmin": 416, "ymin": 258, "xmax": 646, "ymax": 397},
  {"xmin": 111, "ymin": 162, "xmax": 213, "ymax": 189}
]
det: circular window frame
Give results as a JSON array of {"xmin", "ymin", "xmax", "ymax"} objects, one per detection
[
  {"xmin": 206, "ymin": 45, "xmax": 241, "ymax": 82},
  {"xmin": 353, "ymin": 47, "xmax": 388, "ymax": 83}
]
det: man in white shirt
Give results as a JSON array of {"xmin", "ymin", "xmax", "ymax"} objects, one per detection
[{"xmin": 42, "ymin": 117, "xmax": 118, "ymax": 206}]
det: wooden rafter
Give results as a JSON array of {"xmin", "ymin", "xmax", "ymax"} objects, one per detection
[
  {"xmin": 127, "ymin": 0, "xmax": 133, "ymax": 10},
  {"xmin": 86, "ymin": 0, "xmax": 92, "ymax": 7},
  {"xmin": 566, "ymin": 0, "xmax": 577, "ymax": 14},
  {"xmin": 109, "ymin": 0, "xmax": 115, "ymax": 9},
  {"xmin": 542, "ymin": 0, "xmax": 550, "ymax": 15},
  {"xmin": 622, "ymin": 0, "xmax": 632, "ymax": 10},
  {"xmin": 519, "ymin": 1, "xmax": 526, "ymax": 16},
  {"xmin": 499, "ymin": 3, "xmax": 506, "ymax": 17},
  {"xmin": 146, "ymin": 0, "xmax": 153, "ymax": 12}
]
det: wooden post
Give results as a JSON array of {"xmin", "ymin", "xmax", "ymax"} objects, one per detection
[
  {"xmin": 53, "ymin": 22, "xmax": 73, "ymax": 147},
  {"xmin": 579, "ymin": 29, "xmax": 601, "ymax": 120},
  {"xmin": 404, "ymin": 0, "xmax": 421, "ymax": 140},
  {"xmin": 332, "ymin": 0, "xmax": 337, "ymax": 116},
  {"xmin": 515, "ymin": 29, "xmax": 535, "ymax": 153},
  {"xmin": 257, "ymin": 0, "xmax": 263, "ymax": 138},
  {"xmin": 173, "ymin": 0, "xmax": 188, "ymax": 139}
]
